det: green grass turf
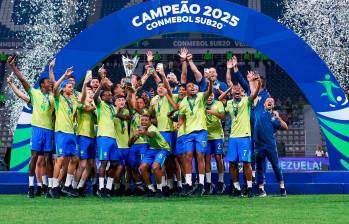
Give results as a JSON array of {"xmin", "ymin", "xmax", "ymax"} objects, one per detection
[{"xmin": 0, "ymin": 195, "xmax": 348, "ymax": 224}]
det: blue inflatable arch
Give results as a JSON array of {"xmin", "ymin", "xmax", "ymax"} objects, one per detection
[{"xmin": 12, "ymin": 0, "xmax": 349, "ymax": 170}]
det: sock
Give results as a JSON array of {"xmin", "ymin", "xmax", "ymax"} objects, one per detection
[
  {"xmin": 259, "ymin": 185, "xmax": 264, "ymax": 191},
  {"xmin": 233, "ymin": 182, "xmax": 241, "ymax": 191},
  {"xmin": 205, "ymin": 172, "xmax": 211, "ymax": 184},
  {"xmin": 280, "ymin": 183, "xmax": 285, "ymax": 189},
  {"xmin": 78, "ymin": 179, "xmax": 85, "ymax": 189},
  {"xmin": 185, "ymin": 174, "xmax": 192, "ymax": 186},
  {"xmin": 99, "ymin": 177, "xmax": 105, "ymax": 190},
  {"xmin": 136, "ymin": 181, "xmax": 144, "ymax": 190},
  {"xmin": 92, "ymin": 178, "xmax": 97, "ymax": 185},
  {"xmin": 64, "ymin": 174, "xmax": 74, "ymax": 187},
  {"xmin": 29, "ymin": 176, "xmax": 34, "ymax": 187},
  {"xmin": 252, "ymin": 171, "xmax": 256, "ymax": 178},
  {"xmin": 247, "ymin": 181, "xmax": 253, "ymax": 188},
  {"xmin": 148, "ymin": 184, "xmax": 155, "ymax": 192},
  {"xmin": 125, "ymin": 183, "xmax": 130, "ymax": 190},
  {"xmin": 114, "ymin": 183, "xmax": 121, "ymax": 190},
  {"xmin": 37, "ymin": 182, "xmax": 42, "ymax": 187},
  {"xmin": 106, "ymin": 177, "xmax": 114, "ymax": 190},
  {"xmin": 48, "ymin": 178, "xmax": 53, "ymax": 188},
  {"xmin": 167, "ymin": 179, "xmax": 173, "ymax": 189},
  {"xmin": 218, "ymin": 173, "xmax": 224, "ymax": 183},
  {"xmin": 199, "ymin": 174, "xmax": 205, "ymax": 185},
  {"xmin": 173, "ymin": 175, "xmax": 178, "ymax": 182},
  {"xmin": 177, "ymin": 180, "xmax": 183, "ymax": 188},
  {"xmin": 157, "ymin": 184, "xmax": 162, "ymax": 191},
  {"xmin": 161, "ymin": 176, "xmax": 167, "ymax": 187},
  {"xmin": 72, "ymin": 180, "xmax": 78, "ymax": 189},
  {"xmin": 52, "ymin": 178, "xmax": 59, "ymax": 188},
  {"xmin": 42, "ymin": 175, "xmax": 48, "ymax": 186}
]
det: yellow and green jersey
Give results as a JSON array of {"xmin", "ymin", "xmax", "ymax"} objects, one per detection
[
  {"xmin": 172, "ymin": 94, "xmax": 186, "ymax": 137},
  {"xmin": 54, "ymin": 94, "xmax": 79, "ymax": 134},
  {"xmin": 130, "ymin": 108, "xmax": 148, "ymax": 144},
  {"xmin": 72, "ymin": 90, "xmax": 81, "ymax": 101},
  {"xmin": 146, "ymin": 125, "xmax": 170, "ymax": 150},
  {"xmin": 76, "ymin": 102, "xmax": 97, "ymax": 138},
  {"xmin": 225, "ymin": 96, "xmax": 252, "ymax": 138},
  {"xmin": 206, "ymin": 100, "xmax": 225, "ymax": 140},
  {"xmin": 150, "ymin": 95, "xmax": 175, "ymax": 132},
  {"xmin": 28, "ymin": 88, "xmax": 55, "ymax": 130},
  {"xmin": 96, "ymin": 101, "xmax": 116, "ymax": 139},
  {"xmin": 179, "ymin": 92, "xmax": 207, "ymax": 135},
  {"xmin": 114, "ymin": 108, "xmax": 130, "ymax": 149}
]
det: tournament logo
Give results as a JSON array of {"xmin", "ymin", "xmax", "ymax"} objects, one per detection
[{"xmin": 316, "ymin": 75, "xmax": 349, "ymax": 170}]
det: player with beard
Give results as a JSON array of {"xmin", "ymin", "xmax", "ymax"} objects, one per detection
[
  {"xmin": 219, "ymin": 76, "xmax": 260, "ymax": 198},
  {"xmin": 178, "ymin": 78, "xmax": 213, "ymax": 196},
  {"xmin": 90, "ymin": 77, "xmax": 100, "ymax": 93},
  {"xmin": 7, "ymin": 56, "xmax": 55, "ymax": 198},
  {"xmin": 205, "ymin": 93, "xmax": 226, "ymax": 195},
  {"xmin": 130, "ymin": 114, "xmax": 171, "ymax": 197},
  {"xmin": 255, "ymin": 97, "xmax": 288, "ymax": 197},
  {"xmin": 73, "ymin": 73, "xmax": 97, "ymax": 196}
]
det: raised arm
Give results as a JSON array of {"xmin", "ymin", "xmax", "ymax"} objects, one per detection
[
  {"xmin": 80, "ymin": 71, "xmax": 92, "ymax": 103},
  {"xmin": 218, "ymin": 85, "xmax": 233, "ymax": 101},
  {"xmin": 156, "ymin": 63, "xmax": 172, "ymax": 97},
  {"xmin": 54, "ymin": 67, "xmax": 73, "ymax": 96},
  {"xmin": 151, "ymin": 68, "xmax": 161, "ymax": 84},
  {"xmin": 93, "ymin": 78, "xmax": 105, "ymax": 105},
  {"xmin": 179, "ymin": 48, "xmax": 188, "ymax": 84},
  {"xmin": 126, "ymin": 86, "xmax": 143, "ymax": 114},
  {"xmin": 141, "ymin": 65, "xmax": 151, "ymax": 86},
  {"xmin": 187, "ymin": 53, "xmax": 203, "ymax": 83},
  {"xmin": 273, "ymin": 111, "xmax": 288, "ymax": 130},
  {"xmin": 7, "ymin": 76, "xmax": 30, "ymax": 103},
  {"xmin": 165, "ymin": 93, "xmax": 178, "ymax": 111},
  {"xmin": 146, "ymin": 50, "xmax": 154, "ymax": 67},
  {"xmin": 7, "ymin": 56, "xmax": 30, "ymax": 92},
  {"xmin": 248, "ymin": 77, "xmax": 261, "ymax": 102},
  {"xmin": 126, "ymin": 86, "xmax": 136, "ymax": 110},
  {"xmin": 229, "ymin": 55, "xmax": 249, "ymax": 94},
  {"xmin": 226, "ymin": 58, "xmax": 234, "ymax": 87},
  {"xmin": 49, "ymin": 58, "xmax": 56, "ymax": 85},
  {"xmin": 204, "ymin": 79, "xmax": 214, "ymax": 99}
]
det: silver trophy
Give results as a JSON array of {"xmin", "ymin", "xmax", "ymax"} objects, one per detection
[{"xmin": 122, "ymin": 55, "xmax": 139, "ymax": 86}]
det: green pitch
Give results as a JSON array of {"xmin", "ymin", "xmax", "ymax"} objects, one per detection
[{"xmin": 0, "ymin": 195, "xmax": 348, "ymax": 224}]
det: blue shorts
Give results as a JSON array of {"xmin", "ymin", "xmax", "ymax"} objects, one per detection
[
  {"xmin": 31, "ymin": 126, "xmax": 54, "ymax": 153},
  {"xmin": 141, "ymin": 149, "xmax": 169, "ymax": 167},
  {"xmin": 175, "ymin": 135, "xmax": 186, "ymax": 156},
  {"xmin": 55, "ymin": 132, "xmax": 78, "ymax": 157},
  {"xmin": 116, "ymin": 148, "xmax": 130, "ymax": 166},
  {"xmin": 206, "ymin": 139, "xmax": 224, "ymax": 156},
  {"xmin": 227, "ymin": 137, "xmax": 252, "ymax": 162},
  {"xmin": 183, "ymin": 130, "xmax": 208, "ymax": 154},
  {"xmin": 130, "ymin": 144, "xmax": 149, "ymax": 167},
  {"xmin": 160, "ymin": 131, "xmax": 176, "ymax": 153},
  {"xmin": 77, "ymin": 135, "xmax": 96, "ymax": 160},
  {"xmin": 97, "ymin": 136, "xmax": 118, "ymax": 161}
]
